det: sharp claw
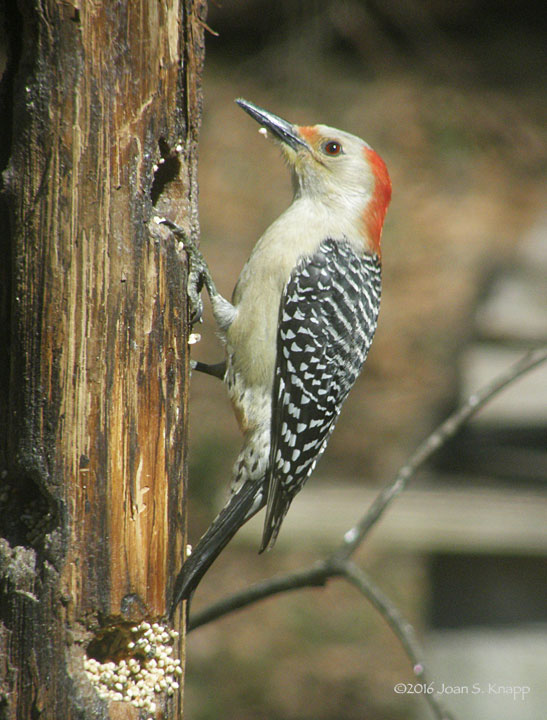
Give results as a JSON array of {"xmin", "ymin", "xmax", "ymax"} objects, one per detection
[
  {"xmin": 160, "ymin": 219, "xmax": 209, "ymax": 325},
  {"xmin": 187, "ymin": 267, "xmax": 205, "ymax": 324},
  {"xmin": 160, "ymin": 219, "xmax": 199, "ymax": 260},
  {"xmin": 159, "ymin": 217, "xmax": 185, "ymax": 236},
  {"xmin": 189, "ymin": 296, "xmax": 204, "ymax": 325}
]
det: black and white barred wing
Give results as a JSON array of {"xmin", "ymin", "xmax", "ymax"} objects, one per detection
[{"xmin": 261, "ymin": 238, "xmax": 382, "ymax": 551}]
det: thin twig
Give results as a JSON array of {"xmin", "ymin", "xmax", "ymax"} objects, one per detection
[
  {"xmin": 332, "ymin": 347, "xmax": 547, "ymax": 562},
  {"xmin": 188, "ymin": 561, "xmax": 338, "ymax": 631},
  {"xmin": 341, "ymin": 560, "xmax": 455, "ymax": 720}
]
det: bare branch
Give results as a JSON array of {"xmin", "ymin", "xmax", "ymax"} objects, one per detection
[
  {"xmin": 341, "ymin": 561, "xmax": 455, "ymax": 720},
  {"xmin": 189, "ymin": 561, "xmax": 338, "ymax": 630},
  {"xmin": 332, "ymin": 347, "xmax": 547, "ymax": 562},
  {"xmin": 190, "ymin": 348, "xmax": 547, "ymax": 630},
  {"xmin": 188, "ymin": 348, "xmax": 546, "ymax": 717}
]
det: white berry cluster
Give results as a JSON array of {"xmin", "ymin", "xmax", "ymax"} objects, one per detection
[{"xmin": 83, "ymin": 621, "xmax": 182, "ymax": 717}]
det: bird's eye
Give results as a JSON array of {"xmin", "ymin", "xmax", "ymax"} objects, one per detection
[{"xmin": 323, "ymin": 140, "xmax": 343, "ymax": 156}]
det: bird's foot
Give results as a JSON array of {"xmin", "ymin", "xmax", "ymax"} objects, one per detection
[{"xmin": 160, "ymin": 218, "xmax": 212, "ymax": 324}]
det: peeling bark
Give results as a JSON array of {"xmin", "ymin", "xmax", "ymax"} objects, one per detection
[{"xmin": 0, "ymin": 0, "xmax": 206, "ymax": 717}]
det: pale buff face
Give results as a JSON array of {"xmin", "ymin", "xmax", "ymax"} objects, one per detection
[
  {"xmin": 263, "ymin": 119, "xmax": 391, "ymax": 257},
  {"xmin": 236, "ymin": 99, "xmax": 391, "ymax": 235}
]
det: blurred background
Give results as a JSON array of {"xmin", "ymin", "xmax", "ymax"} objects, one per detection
[{"xmin": 184, "ymin": 2, "xmax": 547, "ymax": 718}]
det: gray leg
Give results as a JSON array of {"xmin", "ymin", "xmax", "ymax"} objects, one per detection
[
  {"xmin": 161, "ymin": 219, "xmax": 236, "ymax": 330},
  {"xmin": 161, "ymin": 219, "xmax": 212, "ymax": 324}
]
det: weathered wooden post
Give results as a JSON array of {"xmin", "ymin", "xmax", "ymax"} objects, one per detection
[{"xmin": 0, "ymin": 1, "xmax": 206, "ymax": 716}]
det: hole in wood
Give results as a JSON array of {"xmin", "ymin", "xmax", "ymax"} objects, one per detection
[
  {"xmin": 150, "ymin": 139, "xmax": 182, "ymax": 206},
  {"xmin": 86, "ymin": 624, "xmax": 136, "ymax": 664},
  {"xmin": 84, "ymin": 621, "xmax": 182, "ymax": 709},
  {"xmin": 0, "ymin": 473, "xmax": 57, "ymax": 547}
]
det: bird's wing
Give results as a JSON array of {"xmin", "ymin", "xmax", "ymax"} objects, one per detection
[{"xmin": 261, "ymin": 238, "xmax": 381, "ymax": 551}]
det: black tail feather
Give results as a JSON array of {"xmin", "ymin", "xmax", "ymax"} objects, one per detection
[{"xmin": 170, "ymin": 480, "xmax": 264, "ymax": 619}]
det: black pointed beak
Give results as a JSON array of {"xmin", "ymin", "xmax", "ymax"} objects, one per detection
[{"xmin": 236, "ymin": 98, "xmax": 309, "ymax": 152}]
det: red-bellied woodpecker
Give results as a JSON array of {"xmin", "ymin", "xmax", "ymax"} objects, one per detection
[{"xmin": 168, "ymin": 98, "xmax": 391, "ymax": 616}]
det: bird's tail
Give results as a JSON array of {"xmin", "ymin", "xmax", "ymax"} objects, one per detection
[{"xmin": 170, "ymin": 479, "xmax": 264, "ymax": 618}]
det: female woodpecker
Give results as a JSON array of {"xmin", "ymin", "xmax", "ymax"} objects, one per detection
[{"xmin": 168, "ymin": 98, "xmax": 391, "ymax": 616}]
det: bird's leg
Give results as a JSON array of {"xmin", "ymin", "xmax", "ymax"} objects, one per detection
[
  {"xmin": 161, "ymin": 218, "xmax": 214, "ymax": 324},
  {"xmin": 161, "ymin": 218, "xmax": 237, "ymax": 332}
]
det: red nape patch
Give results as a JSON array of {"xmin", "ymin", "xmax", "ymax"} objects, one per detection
[
  {"xmin": 363, "ymin": 147, "xmax": 392, "ymax": 258},
  {"xmin": 297, "ymin": 125, "xmax": 320, "ymax": 143}
]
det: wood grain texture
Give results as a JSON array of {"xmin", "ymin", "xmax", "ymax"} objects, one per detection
[{"xmin": 0, "ymin": 0, "xmax": 206, "ymax": 716}]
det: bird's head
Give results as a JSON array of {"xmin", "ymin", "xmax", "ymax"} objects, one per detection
[{"xmin": 236, "ymin": 98, "xmax": 391, "ymax": 257}]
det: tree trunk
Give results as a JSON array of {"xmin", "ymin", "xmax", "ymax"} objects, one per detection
[{"xmin": 0, "ymin": 0, "xmax": 206, "ymax": 717}]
